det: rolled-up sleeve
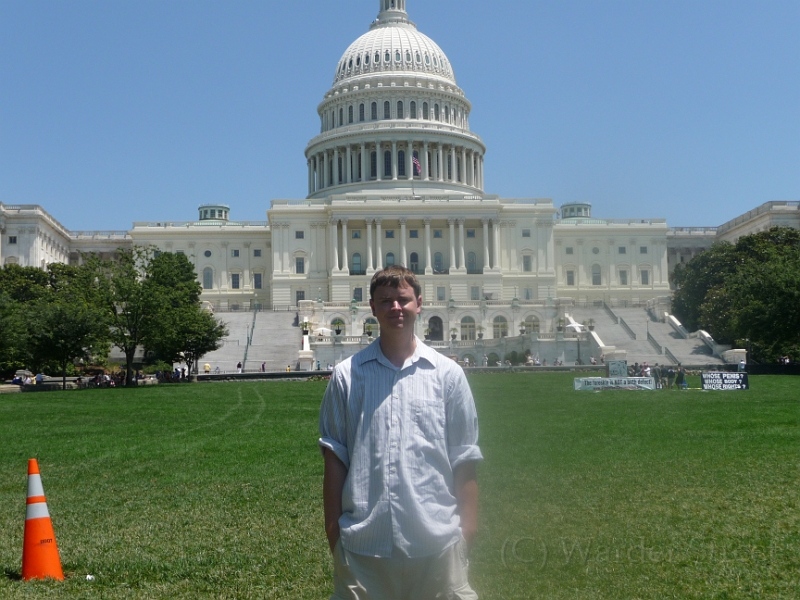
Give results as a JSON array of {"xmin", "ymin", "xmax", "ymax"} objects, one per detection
[
  {"xmin": 319, "ymin": 368, "xmax": 350, "ymax": 469},
  {"xmin": 446, "ymin": 369, "xmax": 484, "ymax": 470}
]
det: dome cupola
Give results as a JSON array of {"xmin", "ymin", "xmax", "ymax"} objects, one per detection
[{"xmin": 304, "ymin": 0, "xmax": 487, "ymax": 198}]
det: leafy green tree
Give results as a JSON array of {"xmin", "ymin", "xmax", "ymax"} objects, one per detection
[
  {"xmin": 22, "ymin": 297, "xmax": 109, "ymax": 390},
  {"xmin": 0, "ymin": 264, "xmax": 51, "ymax": 303},
  {"xmin": 147, "ymin": 304, "xmax": 228, "ymax": 376},
  {"xmin": 0, "ymin": 292, "xmax": 26, "ymax": 376},
  {"xmin": 672, "ymin": 227, "xmax": 800, "ymax": 362}
]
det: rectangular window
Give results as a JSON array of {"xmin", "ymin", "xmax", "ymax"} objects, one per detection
[
  {"xmin": 254, "ymin": 249, "xmax": 262, "ymax": 257},
  {"xmin": 522, "ymin": 255, "xmax": 532, "ymax": 272},
  {"xmin": 409, "ymin": 230, "xmax": 419, "ymax": 238},
  {"xmin": 433, "ymin": 230, "xmax": 443, "ymax": 238},
  {"xmin": 641, "ymin": 270, "xmax": 650, "ymax": 285},
  {"xmin": 524, "ymin": 288, "xmax": 533, "ymax": 300},
  {"xmin": 619, "ymin": 246, "xmax": 627, "ymax": 254},
  {"xmin": 352, "ymin": 230, "xmax": 361, "ymax": 239},
  {"xmin": 522, "ymin": 229, "xmax": 531, "ymax": 238},
  {"xmin": 566, "ymin": 247, "xmax": 574, "ymax": 255},
  {"xmin": 231, "ymin": 249, "xmax": 240, "ymax": 258},
  {"xmin": 296, "ymin": 290, "xmax": 305, "ymax": 304},
  {"xmin": 467, "ymin": 229, "xmax": 476, "ymax": 238},
  {"xmin": 437, "ymin": 287, "xmax": 446, "ymax": 302},
  {"xmin": 296, "ymin": 231, "xmax": 305, "ymax": 239},
  {"xmin": 640, "ymin": 246, "xmax": 648, "ymax": 254},
  {"xmin": 295, "ymin": 257, "xmax": 305, "ymax": 274},
  {"xmin": 619, "ymin": 270, "xmax": 628, "ymax": 285},
  {"xmin": 231, "ymin": 274, "xmax": 240, "ymax": 289},
  {"xmin": 567, "ymin": 270, "xmax": 575, "ymax": 286},
  {"xmin": 353, "ymin": 287, "xmax": 363, "ymax": 302},
  {"xmin": 9, "ymin": 236, "xmax": 17, "ymax": 244},
  {"xmin": 176, "ymin": 250, "xmax": 185, "ymax": 255},
  {"xmin": 254, "ymin": 273, "xmax": 262, "ymax": 289},
  {"xmin": 385, "ymin": 230, "xmax": 394, "ymax": 238},
  {"xmin": 471, "ymin": 286, "xmax": 480, "ymax": 301}
]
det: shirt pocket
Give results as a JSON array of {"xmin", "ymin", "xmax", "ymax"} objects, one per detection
[{"xmin": 413, "ymin": 397, "xmax": 445, "ymax": 441}]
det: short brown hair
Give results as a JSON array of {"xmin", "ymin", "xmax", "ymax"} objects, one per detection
[{"xmin": 369, "ymin": 266, "xmax": 421, "ymax": 299}]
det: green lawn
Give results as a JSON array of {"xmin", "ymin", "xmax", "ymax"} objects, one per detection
[{"xmin": 0, "ymin": 374, "xmax": 797, "ymax": 599}]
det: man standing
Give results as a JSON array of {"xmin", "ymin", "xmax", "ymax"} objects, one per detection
[{"xmin": 319, "ymin": 266, "xmax": 482, "ymax": 599}]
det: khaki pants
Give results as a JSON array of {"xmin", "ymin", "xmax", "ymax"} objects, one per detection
[{"xmin": 331, "ymin": 538, "xmax": 478, "ymax": 600}]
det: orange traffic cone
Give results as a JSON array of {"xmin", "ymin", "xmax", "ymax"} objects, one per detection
[{"xmin": 22, "ymin": 459, "xmax": 64, "ymax": 581}]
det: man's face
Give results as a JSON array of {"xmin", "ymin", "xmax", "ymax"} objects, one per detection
[{"xmin": 370, "ymin": 282, "xmax": 422, "ymax": 333}]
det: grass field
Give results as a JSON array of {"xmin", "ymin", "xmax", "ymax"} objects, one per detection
[{"xmin": 0, "ymin": 374, "xmax": 797, "ymax": 599}]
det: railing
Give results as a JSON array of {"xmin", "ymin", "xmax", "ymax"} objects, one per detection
[
  {"xmin": 132, "ymin": 220, "xmax": 269, "ymax": 228},
  {"xmin": 603, "ymin": 302, "xmax": 619, "ymax": 324},
  {"xmin": 647, "ymin": 331, "xmax": 663, "ymax": 355},
  {"xmin": 664, "ymin": 347, "xmax": 679, "ymax": 365},
  {"xmin": 618, "ymin": 317, "xmax": 637, "ymax": 340},
  {"xmin": 668, "ymin": 227, "xmax": 719, "ymax": 235}
]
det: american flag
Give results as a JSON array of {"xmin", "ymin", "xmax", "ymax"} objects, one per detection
[{"xmin": 412, "ymin": 156, "xmax": 421, "ymax": 175}]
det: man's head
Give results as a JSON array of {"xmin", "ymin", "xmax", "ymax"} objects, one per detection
[
  {"xmin": 369, "ymin": 266, "xmax": 421, "ymax": 300},
  {"xmin": 369, "ymin": 267, "xmax": 422, "ymax": 334}
]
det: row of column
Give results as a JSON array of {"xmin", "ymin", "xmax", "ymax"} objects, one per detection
[
  {"xmin": 308, "ymin": 141, "xmax": 484, "ymax": 194},
  {"xmin": 327, "ymin": 217, "xmax": 502, "ymax": 274}
]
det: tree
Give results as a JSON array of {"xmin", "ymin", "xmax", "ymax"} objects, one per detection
[
  {"xmin": 147, "ymin": 304, "xmax": 228, "ymax": 376},
  {"xmin": 672, "ymin": 227, "xmax": 800, "ymax": 362},
  {"xmin": 22, "ymin": 297, "xmax": 109, "ymax": 390},
  {"xmin": 83, "ymin": 248, "xmax": 161, "ymax": 386},
  {"xmin": 0, "ymin": 292, "xmax": 25, "ymax": 376}
]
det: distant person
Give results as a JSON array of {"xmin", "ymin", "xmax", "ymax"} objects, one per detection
[
  {"xmin": 666, "ymin": 367, "xmax": 676, "ymax": 389},
  {"xmin": 675, "ymin": 364, "xmax": 686, "ymax": 389},
  {"xmin": 319, "ymin": 266, "xmax": 482, "ymax": 598},
  {"xmin": 738, "ymin": 359, "xmax": 746, "ymax": 372},
  {"xmin": 237, "ymin": 361, "xmax": 243, "ymax": 374},
  {"xmin": 261, "ymin": 362, "xmax": 266, "ymax": 372},
  {"xmin": 286, "ymin": 365, "xmax": 291, "ymax": 372},
  {"xmin": 204, "ymin": 363, "xmax": 211, "ymax": 374},
  {"xmin": 35, "ymin": 373, "xmax": 44, "ymax": 384}
]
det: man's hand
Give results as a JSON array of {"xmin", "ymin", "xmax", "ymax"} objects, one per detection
[
  {"xmin": 323, "ymin": 448, "xmax": 347, "ymax": 554},
  {"xmin": 454, "ymin": 461, "xmax": 479, "ymax": 551}
]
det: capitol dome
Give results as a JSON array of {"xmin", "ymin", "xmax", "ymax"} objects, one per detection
[
  {"xmin": 304, "ymin": 0, "xmax": 487, "ymax": 198},
  {"xmin": 332, "ymin": 16, "xmax": 456, "ymax": 87}
]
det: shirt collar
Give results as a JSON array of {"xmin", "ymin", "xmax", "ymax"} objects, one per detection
[{"xmin": 356, "ymin": 336, "xmax": 436, "ymax": 371}]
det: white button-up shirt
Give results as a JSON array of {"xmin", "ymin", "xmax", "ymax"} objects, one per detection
[{"xmin": 319, "ymin": 337, "xmax": 483, "ymax": 558}]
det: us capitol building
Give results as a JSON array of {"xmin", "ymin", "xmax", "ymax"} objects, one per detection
[{"xmin": 1, "ymin": 0, "xmax": 798, "ymax": 361}]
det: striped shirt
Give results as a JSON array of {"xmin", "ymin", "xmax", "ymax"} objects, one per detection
[{"xmin": 319, "ymin": 337, "xmax": 483, "ymax": 558}]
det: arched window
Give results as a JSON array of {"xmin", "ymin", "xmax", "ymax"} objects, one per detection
[
  {"xmin": 467, "ymin": 251, "xmax": 477, "ymax": 273},
  {"xmin": 374, "ymin": 52, "xmax": 380, "ymax": 64},
  {"xmin": 592, "ymin": 265, "xmax": 602, "ymax": 286},
  {"xmin": 348, "ymin": 106, "xmax": 353, "ymax": 123},
  {"xmin": 428, "ymin": 316, "xmax": 444, "ymax": 341},
  {"xmin": 339, "ymin": 108, "xmax": 343, "ymax": 126},
  {"xmin": 331, "ymin": 317, "xmax": 345, "ymax": 333},
  {"xmin": 352, "ymin": 253, "xmax": 362, "ymax": 274},
  {"xmin": 365, "ymin": 53, "xmax": 370, "ymax": 65},
  {"xmin": 397, "ymin": 101, "xmax": 404, "ymax": 119},
  {"xmin": 371, "ymin": 151, "xmax": 377, "ymax": 178},
  {"xmin": 384, "ymin": 101, "xmax": 391, "ymax": 119},
  {"xmin": 203, "ymin": 267, "xmax": 213, "ymax": 290},
  {"xmin": 359, "ymin": 103, "xmax": 365, "ymax": 122},
  {"xmin": 523, "ymin": 316, "xmax": 540, "ymax": 333},
  {"xmin": 410, "ymin": 101, "xmax": 417, "ymax": 119},
  {"xmin": 385, "ymin": 51, "xmax": 391, "ymax": 63},
  {"xmin": 410, "ymin": 252, "xmax": 419, "ymax": 273},
  {"xmin": 405, "ymin": 51, "xmax": 411, "ymax": 62},
  {"xmin": 461, "ymin": 316, "xmax": 476, "ymax": 341},
  {"xmin": 434, "ymin": 104, "xmax": 440, "ymax": 120},
  {"xmin": 395, "ymin": 50, "xmax": 401, "ymax": 62},
  {"xmin": 445, "ymin": 106, "xmax": 450, "ymax": 122},
  {"xmin": 493, "ymin": 316, "xmax": 508, "ymax": 338},
  {"xmin": 386, "ymin": 252, "xmax": 395, "ymax": 267},
  {"xmin": 398, "ymin": 150, "xmax": 406, "ymax": 177},
  {"xmin": 423, "ymin": 102, "xmax": 429, "ymax": 119},
  {"xmin": 371, "ymin": 102, "xmax": 378, "ymax": 120},
  {"xmin": 384, "ymin": 150, "xmax": 392, "ymax": 177},
  {"xmin": 434, "ymin": 252, "xmax": 444, "ymax": 273}
]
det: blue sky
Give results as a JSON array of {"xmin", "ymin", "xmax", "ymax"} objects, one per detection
[{"xmin": 1, "ymin": 0, "xmax": 798, "ymax": 232}]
